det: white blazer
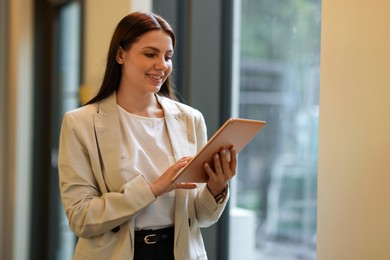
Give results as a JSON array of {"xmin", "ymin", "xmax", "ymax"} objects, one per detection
[{"xmin": 58, "ymin": 93, "xmax": 229, "ymax": 260}]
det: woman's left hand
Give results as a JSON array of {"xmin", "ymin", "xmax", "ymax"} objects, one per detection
[{"xmin": 204, "ymin": 147, "xmax": 237, "ymax": 197}]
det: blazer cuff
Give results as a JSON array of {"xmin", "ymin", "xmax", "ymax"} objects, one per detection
[
  {"xmin": 199, "ymin": 184, "xmax": 230, "ymax": 211},
  {"xmin": 121, "ymin": 175, "xmax": 156, "ymax": 206}
]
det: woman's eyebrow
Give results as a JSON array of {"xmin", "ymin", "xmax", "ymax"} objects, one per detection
[{"xmin": 142, "ymin": 46, "xmax": 174, "ymax": 54}]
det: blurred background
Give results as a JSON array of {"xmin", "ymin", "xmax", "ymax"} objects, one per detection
[{"xmin": 2, "ymin": 0, "xmax": 390, "ymax": 260}]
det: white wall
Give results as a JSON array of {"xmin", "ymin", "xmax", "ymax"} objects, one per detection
[{"xmin": 317, "ymin": 1, "xmax": 390, "ymax": 259}]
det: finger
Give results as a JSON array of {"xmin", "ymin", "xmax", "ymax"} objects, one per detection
[
  {"xmin": 178, "ymin": 156, "xmax": 193, "ymax": 162},
  {"xmin": 174, "ymin": 161, "xmax": 187, "ymax": 169},
  {"xmin": 213, "ymin": 153, "xmax": 222, "ymax": 174},
  {"xmin": 220, "ymin": 149, "xmax": 231, "ymax": 175},
  {"xmin": 175, "ymin": 182, "xmax": 197, "ymax": 190},
  {"xmin": 230, "ymin": 147, "xmax": 237, "ymax": 175},
  {"xmin": 204, "ymin": 162, "xmax": 216, "ymax": 180}
]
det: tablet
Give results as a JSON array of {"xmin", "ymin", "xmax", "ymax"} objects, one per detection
[{"xmin": 172, "ymin": 118, "xmax": 266, "ymax": 183}]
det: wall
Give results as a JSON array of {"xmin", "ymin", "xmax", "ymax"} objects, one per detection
[
  {"xmin": 82, "ymin": 0, "xmax": 131, "ymax": 100},
  {"xmin": 317, "ymin": 0, "xmax": 390, "ymax": 259},
  {"xmin": 82, "ymin": 0, "xmax": 151, "ymax": 102},
  {"xmin": 0, "ymin": 0, "xmax": 34, "ymax": 259},
  {"xmin": 0, "ymin": 0, "xmax": 8, "ymax": 257}
]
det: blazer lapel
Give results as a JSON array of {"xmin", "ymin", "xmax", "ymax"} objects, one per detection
[
  {"xmin": 156, "ymin": 95, "xmax": 190, "ymax": 161},
  {"xmin": 94, "ymin": 93, "xmax": 124, "ymax": 192}
]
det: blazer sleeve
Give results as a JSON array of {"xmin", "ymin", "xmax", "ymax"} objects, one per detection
[{"xmin": 58, "ymin": 111, "xmax": 156, "ymax": 238}]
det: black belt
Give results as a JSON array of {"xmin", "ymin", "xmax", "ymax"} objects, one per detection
[{"xmin": 135, "ymin": 226, "xmax": 174, "ymax": 245}]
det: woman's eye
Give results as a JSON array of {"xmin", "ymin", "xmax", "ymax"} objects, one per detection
[
  {"xmin": 145, "ymin": 53, "xmax": 155, "ymax": 58},
  {"xmin": 165, "ymin": 56, "xmax": 172, "ymax": 61}
]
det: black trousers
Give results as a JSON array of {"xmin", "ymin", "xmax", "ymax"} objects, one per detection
[{"xmin": 134, "ymin": 226, "xmax": 175, "ymax": 260}]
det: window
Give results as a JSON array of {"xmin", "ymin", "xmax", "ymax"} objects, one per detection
[
  {"xmin": 50, "ymin": 2, "xmax": 81, "ymax": 259},
  {"xmin": 229, "ymin": 1, "xmax": 321, "ymax": 259}
]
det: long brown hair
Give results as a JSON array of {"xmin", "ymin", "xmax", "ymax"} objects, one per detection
[{"xmin": 86, "ymin": 12, "xmax": 177, "ymax": 105}]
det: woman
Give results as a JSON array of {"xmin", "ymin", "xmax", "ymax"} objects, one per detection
[{"xmin": 58, "ymin": 12, "xmax": 236, "ymax": 260}]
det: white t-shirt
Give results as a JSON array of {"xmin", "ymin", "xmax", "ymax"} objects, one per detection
[{"xmin": 118, "ymin": 105, "xmax": 175, "ymax": 230}]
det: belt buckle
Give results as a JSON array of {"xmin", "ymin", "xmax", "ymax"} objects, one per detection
[{"xmin": 144, "ymin": 234, "xmax": 157, "ymax": 244}]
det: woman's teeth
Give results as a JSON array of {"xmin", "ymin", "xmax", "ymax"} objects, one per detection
[{"xmin": 148, "ymin": 74, "xmax": 162, "ymax": 80}]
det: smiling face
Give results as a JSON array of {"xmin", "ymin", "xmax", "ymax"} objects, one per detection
[{"xmin": 116, "ymin": 30, "xmax": 174, "ymax": 96}]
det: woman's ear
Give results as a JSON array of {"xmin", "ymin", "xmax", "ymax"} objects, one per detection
[{"xmin": 116, "ymin": 46, "xmax": 125, "ymax": 64}]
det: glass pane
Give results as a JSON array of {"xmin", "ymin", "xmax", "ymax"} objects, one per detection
[
  {"xmin": 50, "ymin": 2, "xmax": 81, "ymax": 259},
  {"xmin": 229, "ymin": 0, "xmax": 321, "ymax": 259}
]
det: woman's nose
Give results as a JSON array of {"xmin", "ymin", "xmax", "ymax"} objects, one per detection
[{"xmin": 155, "ymin": 58, "xmax": 169, "ymax": 71}]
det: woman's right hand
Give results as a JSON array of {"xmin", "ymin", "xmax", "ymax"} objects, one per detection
[{"xmin": 149, "ymin": 157, "xmax": 197, "ymax": 197}]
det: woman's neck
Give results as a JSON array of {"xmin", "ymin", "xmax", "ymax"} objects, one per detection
[{"xmin": 116, "ymin": 91, "xmax": 164, "ymax": 118}]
